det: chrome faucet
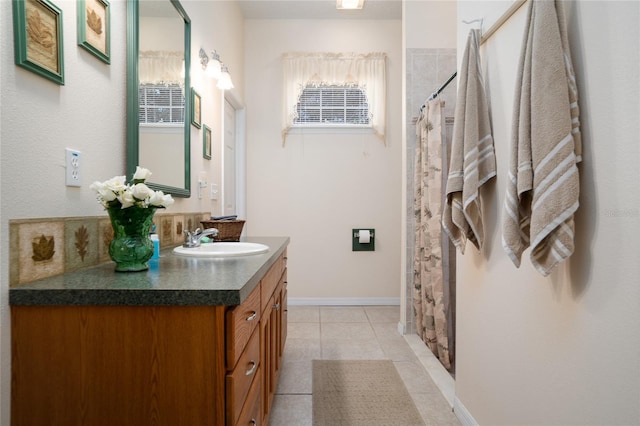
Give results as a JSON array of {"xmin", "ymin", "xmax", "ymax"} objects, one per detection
[{"xmin": 183, "ymin": 228, "xmax": 219, "ymax": 248}]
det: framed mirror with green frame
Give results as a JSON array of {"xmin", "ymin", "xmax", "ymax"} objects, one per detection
[{"xmin": 126, "ymin": 0, "xmax": 191, "ymax": 197}]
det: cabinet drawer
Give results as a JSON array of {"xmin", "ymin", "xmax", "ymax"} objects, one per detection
[
  {"xmin": 227, "ymin": 283, "xmax": 261, "ymax": 370},
  {"xmin": 235, "ymin": 370, "xmax": 262, "ymax": 426},
  {"xmin": 261, "ymin": 254, "xmax": 285, "ymax": 313},
  {"xmin": 227, "ymin": 327, "xmax": 261, "ymax": 426}
]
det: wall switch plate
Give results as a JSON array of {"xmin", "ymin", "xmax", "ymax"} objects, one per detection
[
  {"xmin": 197, "ymin": 180, "xmax": 207, "ymax": 199},
  {"xmin": 210, "ymin": 184, "xmax": 218, "ymax": 200},
  {"xmin": 65, "ymin": 148, "xmax": 81, "ymax": 187}
]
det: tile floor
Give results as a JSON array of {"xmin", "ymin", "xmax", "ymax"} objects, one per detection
[{"xmin": 269, "ymin": 305, "xmax": 461, "ymax": 425}]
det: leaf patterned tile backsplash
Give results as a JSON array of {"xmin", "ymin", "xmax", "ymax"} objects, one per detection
[{"xmin": 9, "ymin": 212, "xmax": 210, "ymax": 287}]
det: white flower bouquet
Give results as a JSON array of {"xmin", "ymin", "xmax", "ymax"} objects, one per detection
[{"xmin": 90, "ymin": 167, "xmax": 174, "ymax": 210}]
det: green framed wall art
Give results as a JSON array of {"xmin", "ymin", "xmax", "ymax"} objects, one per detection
[
  {"xmin": 203, "ymin": 124, "xmax": 212, "ymax": 160},
  {"xmin": 77, "ymin": 0, "xmax": 110, "ymax": 64},
  {"xmin": 191, "ymin": 88, "xmax": 202, "ymax": 128},
  {"xmin": 13, "ymin": 0, "xmax": 65, "ymax": 85}
]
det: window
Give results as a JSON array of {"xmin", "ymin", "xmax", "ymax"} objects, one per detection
[
  {"xmin": 282, "ymin": 52, "xmax": 387, "ymax": 144},
  {"xmin": 138, "ymin": 83, "xmax": 185, "ymax": 125},
  {"xmin": 294, "ymin": 85, "xmax": 370, "ymax": 126}
]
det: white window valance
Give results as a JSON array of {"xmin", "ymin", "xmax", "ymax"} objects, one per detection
[
  {"xmin": 282, "ymin": 52, "xmax": 387, "ymax": 145},
  {"xmin": 139, "ymin": 51, "xmax": 184, "ymax": 86}
]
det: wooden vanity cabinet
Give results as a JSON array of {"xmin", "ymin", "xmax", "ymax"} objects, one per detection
[{"xmin": 11, "ymin": 251, "xmax": 288, "ymax": 426}]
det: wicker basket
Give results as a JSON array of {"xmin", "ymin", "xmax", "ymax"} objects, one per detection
[{"xmin": 200, "ymin": 220, "xmax": 246, "ymax": 242}]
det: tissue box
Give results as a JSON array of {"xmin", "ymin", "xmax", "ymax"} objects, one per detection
[{"xmin": 200, "ymin": 220, "xmax": 245, "ymax": 242}]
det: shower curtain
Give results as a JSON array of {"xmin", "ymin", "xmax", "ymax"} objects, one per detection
[{"xmin": 413, "ymin": 98, "xmax": 451, "ymax": 371}]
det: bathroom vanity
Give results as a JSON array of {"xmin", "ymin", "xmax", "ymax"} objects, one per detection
[{"xmin": 9, "ymin": 236, "xmax": 289, "ymax": 426}]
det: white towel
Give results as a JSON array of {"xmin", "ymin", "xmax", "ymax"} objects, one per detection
[
  {"xmin": 502, "ymin": 0, "xmax": 582, "ymax": 276},
  {"xmin": 442, "ymin": 29, "xmax": 496, "ymax": 254}
]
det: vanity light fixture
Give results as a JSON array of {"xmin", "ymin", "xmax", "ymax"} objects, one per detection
[
  {"xmin": 199, "ymin": 48, "xmax": 209, "ymax": 70},
  {"xmin": 216, "ymin": 64, "xmax": 234, "ymax": 90},
  {"xmin": 206, "ymin": 50, "xmax": 222, "ymax": 79},
  {"xmin": 336, "ymin": 0, "xmax": 364, "ymax": 10},
  {"xmin": 200, "ymin": 47, "xmax": 232, "ymax": 88}
]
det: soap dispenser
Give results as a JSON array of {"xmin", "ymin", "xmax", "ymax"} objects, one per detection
[{"xmin": 150, "ymin": 227, "xmax": 160, "ymax": 259}]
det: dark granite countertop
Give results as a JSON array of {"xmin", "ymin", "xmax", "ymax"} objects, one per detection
[{"xmin": 9, "ymin": 236, "xmax": 289, "ymax": 307}]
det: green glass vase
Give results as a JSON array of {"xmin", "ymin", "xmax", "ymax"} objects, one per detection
[{"xmin": 107, "ymin": 207, "xmax": 156, "ymax": 272}]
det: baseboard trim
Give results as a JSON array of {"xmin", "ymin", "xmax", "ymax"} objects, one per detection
[
  {"xmin": 454, "ymin": 396, "xmax": 478, "ymax": 426},
  {"xmin": 403, "ymin": 334, "xmax": 455, "ymax": 407},
  {"xmin": 288, "ymin": 297, "xmax": 400, "ymax": 306}
]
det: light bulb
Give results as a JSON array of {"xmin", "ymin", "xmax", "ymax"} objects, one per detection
[
  {"xmin": 207, "ymin": 51, "xmax": 221, "ymax": 79},
  {"xmin": 207, "ymin": 60, "xmax": 221, "ymax": 79},
  {"xmin": 216, "ymin": 65, "xmax": 234, "ymax": 90}
]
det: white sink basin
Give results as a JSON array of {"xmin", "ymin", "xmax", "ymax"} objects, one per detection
[{"xmin": 173, "ymin": 242, "xmax": 269, "ymax": 258}]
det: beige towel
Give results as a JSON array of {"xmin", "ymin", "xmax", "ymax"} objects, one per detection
[
  {"xmin": 442, "ymin": 29, "xmax": 496, "ymax": 254},
  {"xmin": 502, "ymin": 0, "xmax": 582, "ymax": 276}
]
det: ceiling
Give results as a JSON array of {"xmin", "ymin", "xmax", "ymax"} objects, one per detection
[{"xmin": 236, "ymin": 0, "xmax": 402, "ymax": 20}]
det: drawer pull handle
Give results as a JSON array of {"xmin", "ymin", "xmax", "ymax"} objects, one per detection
[
  {"xmin": 246, "ymin": 311, "xmax": 257, "ymax": 321},
  {"xmin": 272, "ymin": 303, "xmax": 280, "ymax": 311},
  {"xmin": 250, "ymin": 419, "xmax": 257, "ymax": 425},
  {"xmin": 245, "ymin": 361, "xmax": 257, "ymax": 376}
]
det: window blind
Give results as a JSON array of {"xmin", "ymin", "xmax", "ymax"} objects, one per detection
[
  {"xmin": 294, "ymin": 85, "xmax": 369, "ymax": 126},
  {"xmin": 138, "ymin": 84, "xmax": 185, "ymax": 125}
]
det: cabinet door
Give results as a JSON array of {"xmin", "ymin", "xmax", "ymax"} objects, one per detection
[
  {"xmin": 270, "ymin": 291, "xmax": 280, "ymax": 394},
  {"xmin": 260, "ymin": 295, "xmax": 274, "ymax": 425},
  {"xmin": 258, "ymin": 253, "xmax": 288, "ymax": 425},
  {"xmin": 261, "ymin": 256, "xmax": 284, "ymax": 313},
  {"xmin": 11, "ymin": 305, "xmax": 226, "ymax": 426},
  {"xmin": 280, "ymin": 277, "xmax": 288, "ymax": 356}
]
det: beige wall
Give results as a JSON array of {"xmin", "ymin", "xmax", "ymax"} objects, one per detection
[
  {"xmin": 405, "ymin": 0, "xmax": 457, "ymax": 49},
  {"xmin": 454, "ymin": 1, "xmax": 640, "ymax": 424},
  {"xmin": 0, "ymin": 0, "xmax": 244, "ymax": 422},
  {"xmin": 244, "ymin": 19, "xmax": 402, "ymax": 302}
]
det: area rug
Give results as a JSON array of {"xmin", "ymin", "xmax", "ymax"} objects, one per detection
[{"xmin": 312, "ymin": 360, "xmax": 425, "ymax": 425}]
